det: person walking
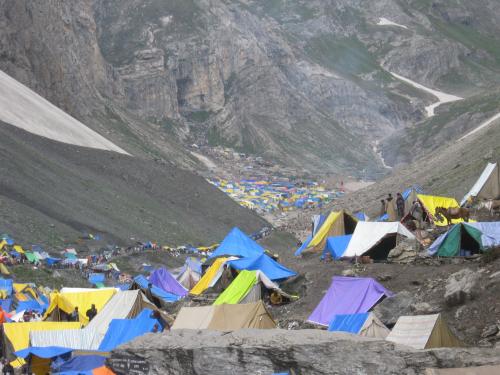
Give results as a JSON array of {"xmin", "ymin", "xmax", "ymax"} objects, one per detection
[
  {"xmin": 386, "ymin": 194, "xmax": 397, "ymax": 221},
  {"xmin": 396, "ymin": 193, "xmax": 405, "ymax": 219}
]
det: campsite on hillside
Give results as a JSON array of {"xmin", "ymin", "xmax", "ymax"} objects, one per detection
[{"xmin": 2, "ymin": 1, "xmax": 500, "ymax": 374}]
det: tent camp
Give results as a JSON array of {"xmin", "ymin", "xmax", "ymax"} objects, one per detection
[
  {"xmin": 308, "ymin": 276, "xmax": 393, "ymax": 326},
  {"xmin": 176, "ymin": 258, "xmax": 202, "ymax": 290},
  {"xmin": 461, "ymin": 162, "xmax": 500, "ymax": 206},
  {"xmin": 228, "ymin": 253, "xmax": 296, "ymax": 281},
  {"xmin": 328, "ymin": 312, "xmax": 390, "ymax": 338},
  {"xmin": 208, "ymin": 227, "xmax": 264, "ymax": 259},
  {"xmin": 131, "ymin": 275, "xmax": 182, "ymax": 304},
  {"xmin": 428, "ymin": 222, "xmax": 500, "ymax": 257},
  {"xmin": 417, "ymin": 194, "xmax": 467, "ymax": 226},
  {"xmin": 172, "ymin": 300, "xmax": 275, "ymax": 330},
  {"xmin": 343, "ymin": 222, "xmax": 416, "ymax": 260},
  {"xmin": 386, "ymin": 314, "xmax": 463, "ymax": 349},
  {"xmin": 322, "ymin": 235, "xmax": 352, "ymax": 260},
  {"xmin": 43, "ymin": 288, "xmax": 116, "ymax": 325},
  {"xmin": 213, "ymin": 270, "xmax": 294, "ymax": 305},
  {"xmin": 149, "ymin": 268, "xmax": 188, "ymax": 297},
  {"xmin": 403, "ymin": 186, "xmax": 425, "ymax": 215},
  {"xmin": 300, "ymin": 210, "xmax": 357, "ymax": 255}
]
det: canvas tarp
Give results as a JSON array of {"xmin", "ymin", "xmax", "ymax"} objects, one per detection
[
  {"xmin": 308, "ymin": 276, "xmax": 393, "ymax": 326},
  {"xmin": 417, "ymin": 194, "xmax": 465, "ymax": 226},
  {"xmin": 0, "ymin": 263, "xmax": 10, "ymax": 275},
  {"xmin": 322, "ymin": 235, "xmax": 352, "ymax": 260},
  {"xmin": 228, "ymin": 253, "xmax": 296, "ymax": 281},
  {"xmin": 303, "ymin": 211, "xmax": 357, "ymax": 254},
  {"xmin": 44, "ymin": 288, "xmax": 116, "ymax": 325},
  {"xmin": 343, "ymin": 222, "xmax": 415, "ymax": 258},
  {"xmin": 149, "ymin": 268, "xmax": 188, "ymax": 297},
  {"xmin": 461, "ymin": 162, "xmax": 500, "ymax": 206},
  {"xmin": 177, "ymin": 266, "xmax": 201, "ymax": 290},
  {"xmin": 171, "ymin": 305, "xmax": 215, "ymax": 330},
  {"xmin": 425, "ymin": 364, "xmax": 500, "ymax": 375},
  {"xmin": 98, "ymin": 309, "xmax": 160, "ymax": 351},
  {"xmin": 428, "ymin": 223, "xmax": 484, "ymax": 257},
  {"xmin": 190, "ymin": 257, "xmax": 229, "ymax": 295},
  {"xmin": 208, "ymin": 301, "xmax": 276, "ymax": 330},
  {"xmin": 208, "ymin": 227, "xmax": 264, "ymax": 259},
  {"xmin": 386, "ymin": 314, "xmax": 463, "ymax": 349}
]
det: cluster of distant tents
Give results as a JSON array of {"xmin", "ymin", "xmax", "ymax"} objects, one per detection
[{"xmin": 295, "ymin": 162, "xmax": 500, "ymax": 260}]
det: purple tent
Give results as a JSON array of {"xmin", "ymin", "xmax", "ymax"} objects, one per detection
[
  {"xmin": 307, "ymin": 276, "xmax": 393, "ymax": 326},
  {"xmin": 149, "ymin": 268, "xmax": 188, "ymax": 297}
]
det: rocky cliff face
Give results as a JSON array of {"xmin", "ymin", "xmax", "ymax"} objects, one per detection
[
  {"xmin": 110, "ymin": 329, "xmax": 500, "ymax": 374},
  {"xmin": 1, "ymin": 0, "xmax": 499, "ymax": 175}
]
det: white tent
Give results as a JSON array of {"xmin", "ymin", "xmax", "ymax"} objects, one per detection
[
  {"xmin": 386, "ymin": 314, "xmax": 463, "ymax": 349},
  {"xmin": 343, "ymin": 222, "xmax": 415, "ymax": 259},
  {"xmin": 359, "ymin": 313, "xmax": 390, "ymax": 339},
  {"xmin": 171, "ymin": 305, "xmax": 215, "ymax": 330},
  {"xmin": 461, "ymin": 162, "xmax": 500, "ymax": 206}
]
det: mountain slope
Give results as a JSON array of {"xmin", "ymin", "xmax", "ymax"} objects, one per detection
[{"xmin": 0, "ymin": 121, "xmax": 267, "ymax": 246}]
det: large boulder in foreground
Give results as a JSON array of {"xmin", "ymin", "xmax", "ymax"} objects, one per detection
[{"xmin": 109, "ymin": 329, "xmax": 500, "ymax": 375}]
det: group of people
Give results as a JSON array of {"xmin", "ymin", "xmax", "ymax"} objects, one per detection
[
  {"xmin": 69, "ymin": 304, "xmax": 97, "ymax": 322},
  {"xmin": 380, "ymin": 193, "xmax": 405, "ymax": 221}
]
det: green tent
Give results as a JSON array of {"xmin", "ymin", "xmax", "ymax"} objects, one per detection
[
  {"xmin": 25, "ymin": 252, "xmax": 39, "ymax": 263},
  {"xmin": 214, "ymin": 270, "xmax": 257, "ymax": 305},
  {"xmin": 435, "ymin": 224, "xmax": 483, "ymax": 257}
]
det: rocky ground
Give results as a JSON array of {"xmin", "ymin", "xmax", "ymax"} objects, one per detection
[{"xmin": 110, "ymin": 329, "xmax": 500, "ymax": 375}]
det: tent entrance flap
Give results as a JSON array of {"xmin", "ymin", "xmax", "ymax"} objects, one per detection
[
  {"xmin": 364, "ymin": 234, "xmax": 397, "ymax": 261},
  {"xmin": 344, "ymin": 214, "xmax": 357, "ymax": 235}
]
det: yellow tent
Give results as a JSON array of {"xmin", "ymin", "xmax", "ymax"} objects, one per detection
[
  {"xmin": 44, "ymin": 289, "xmax": 116, "ymax": 325},
  {"xmin": 13, "ymin": 245, "xmax": 25, "ymax": 254},
  {"xmin": 417, "ymin": 194, "xmax": 473, "ymax": 227},
  {"xmin": 303, "ymin": 210, "xmax": 358, "ymax": 254},
  {"xmin": 0, "ymin": 263, "xmax": 10, "ymax": 275},
  {"xmin": 0, "ymin": 240, "xmax": 6, "ymax": 251},
  {"xmin": 190, "ymin": 257, "xmax": 228, "ymax": 295},
  {"xmin": 3, "ymin": 321, "xmax": 81, "ymax": 367}
]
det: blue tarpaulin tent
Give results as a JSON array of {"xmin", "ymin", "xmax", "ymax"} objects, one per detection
[
  {"xmin": 88, "ymin": 273, "xmax": 105, "ymax": 285},
  {"xmin": 54, "ymin": 354, "xmax": 106, "ymax": 373},
  {"xmin": 328, "ymin": 313, "xmax": 369, "ymax": 333},
  {"xmin": 228, "ymin": 253, "xmax": 296, "ymax": 281},
  {"xmin": 294, "ymin": 234, "xmax": 312, "ymax": 256},
  {"xmin": 0, "ymin": 298, "xmax": 12, "ymax": 311},
  {"xmin": 354, "ymin": 212, "xmax": 367, "ymax": 221},
  {"xmin": 322, "ymin": 235, "xmax": 352, "ymax": 260},
  {"xmin": 0, "ymin": 279, "xmax": 13, "ymax": 295},
  {"xmin": 99, "ymin": 309, "xmax": 160, "ymax": 351},
  {"xmin": 46, "ymin": 257, "xmax": 62, "ymax": 265},
  {"xmin": 209, "ymin": 227, "xmax": 265, "ymax": 259},
  {"xmin": 17, "ymin": 300, "xmax": 44, "ymax": 313},
  {"xmin": 15, "ymin": 346, "xmax": 72, "ymax": 359},
  {"xmin": 133, "ymin": 275, "xmax": 181, "ymax": 303}
]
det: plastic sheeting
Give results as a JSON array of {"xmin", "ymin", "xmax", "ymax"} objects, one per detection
[
  {"xmin": 98, "ymin": 309, "xmax": 160, "ymax": 351},
  {"xmin": 343, "ymin": 222, "xmax": 415, "ymax": 258},
  {"xmin": 15, "ymin": 346, "xmax": 72, "ymax": 359},
  {"xmin": 149, "ymin": 268, "xmax": 188, "ymax": 297},
  {"xmin": 133, "ymin": 275, "xmax": 181, "ymax": 303},
  {"xmin": 44, "ymin": 289, "xmax": 116, "ymax": 325},
  {"xmin": 308, "ymin": 276, "xmax": 393, "ymax": 326},
  {"xmin": 55, "ymin": 355, "xmax": 106, "ymax": 373},
  {"xmin": 214, "ymin": 270, "xmax": 257, "ymax": 305},
  {"xmin": 190, "ymin": 257, "xmax": 230, "ymax": 295},
  {"xmin": 467, "ymin": 222, "xmax": 500, "ymax": 248},
  {"xmin": 328, "ymin": 313, "xmax": 368, "ymax": 334},
  {"xmin": 228, "ymin": 254, "xmax": 296, "ymax": 281},
  {"xmin": 88, "ymin": 274, "xmax": 105, "ymax": 284},
  {"xmin": 428, "ymin": 223, "xmax": 483, "ymax": 257},
  {"xmin": 322, "ymin": 235, "xmax": 352, "ymax": 260},
  {"xmin": 417, "ymin": 194, "xmax": 465, "ymax": 226},
  {"xmin": 0, "ymin": 278, "xmax": 13, "ymax": 295},
  {"xmin": 208, "ymin": 227, "xmax": 264, "ymax": 259}
]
